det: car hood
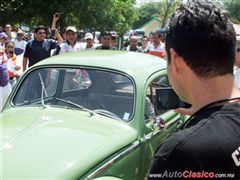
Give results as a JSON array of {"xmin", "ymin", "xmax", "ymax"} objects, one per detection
[{"xmin": 1, "ymin": 107, "xmax": 138, "ymax": 179}]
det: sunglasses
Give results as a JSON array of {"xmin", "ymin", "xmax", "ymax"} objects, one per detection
[
  {"xmin": 38, "ymin": 32, "xmax": 46, "ymax": 35},
  {"xmin": 6, "ymin": 46, "xmax": 14, "ymax": 48}
]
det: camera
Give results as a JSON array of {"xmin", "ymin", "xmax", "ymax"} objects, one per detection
[{"xmin": 156, "ymin": 87, "xmax": 191, "ymax": 110}]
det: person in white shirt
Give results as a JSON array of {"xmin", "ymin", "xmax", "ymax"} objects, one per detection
[
  {"xmin": 83, "ymin": 32, "xmax": 95, "ymax": 50},
  {"xmin": 234, "ymin": 36, "xmax": 240, "ymax": 88},
  {"xmin": 13, "ymin": 30, "xmax": 27, "ymax": 56},
  {"xmin": 147, "ymin": 32, "xmax": 165, "ymax": 58},
  {"xmin": 55, "ymin": 26, "xmax": 82, "ymax": 54}
]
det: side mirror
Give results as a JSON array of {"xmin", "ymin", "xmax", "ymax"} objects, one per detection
[{"xmin": 156, "ymin": 87, "xmax": 191, "ymax": 110}]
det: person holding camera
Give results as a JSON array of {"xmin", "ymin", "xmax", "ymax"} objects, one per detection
[
  {"xmin": 54, "ymin": 26, "xmax": 82, "ymax": 55},
  {"xmin": 148, "ymin": 0, "xmax": 240, "ymax": 179}
]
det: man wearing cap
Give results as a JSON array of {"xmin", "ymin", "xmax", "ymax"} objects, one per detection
[
  {"xmin": 234, "ymin": 36, "xmax": 240, "ymax": 88},
  {"xmin": 13, "ymin": 29, "xmax": 27, "ymax": 56},
  {"xmin": 55, "ymin": 26, "xmax": 82, "ymax": 54},
  {"xmin": 83, "ymin": 32, "xmax": 95, "ymax": 50}
]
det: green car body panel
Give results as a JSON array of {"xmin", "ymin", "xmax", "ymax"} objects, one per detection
[{"xmin": 1, "ymin": 51, "xmax": 185, "ymax": 179}]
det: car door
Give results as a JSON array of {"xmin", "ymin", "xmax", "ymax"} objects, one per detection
[{"xmin": 139, "ymin": 71, "xmax": 185, "ymax": 179}]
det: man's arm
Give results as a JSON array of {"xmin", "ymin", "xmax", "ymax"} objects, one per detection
[
  {"xmin": 22, "ymin": 57, "xmax": 28, "ymax": 72},
  {"xmin": 51, "ymin": 13, "xmax": 63, "ymax": 43},
  {"xmin": 22, "ymin": 42, "xmax": 31, "ymax": 72}
]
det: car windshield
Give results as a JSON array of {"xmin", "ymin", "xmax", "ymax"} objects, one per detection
[{"xmin": 13, "ymin": 68, "xmax": 135, "ymax": 121}]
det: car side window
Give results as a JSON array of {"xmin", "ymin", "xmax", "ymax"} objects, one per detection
[{"xmin": 144, "ymin": 75, "xmax": 170, "ymax": 121}]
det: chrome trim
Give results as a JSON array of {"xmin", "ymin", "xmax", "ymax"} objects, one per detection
[{"xmin": 86, "ymin": 140, "xmax": 140, "ymax": 179}]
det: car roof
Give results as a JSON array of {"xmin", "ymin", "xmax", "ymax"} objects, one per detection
[{"xmin": 35, "ymin": 50, "xmax": 167, "ymax": 79}]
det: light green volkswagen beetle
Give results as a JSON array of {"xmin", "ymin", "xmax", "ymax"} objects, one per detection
[{"xmin": 1, "ymin": 51, "xmax": 187, "ymax": 179}]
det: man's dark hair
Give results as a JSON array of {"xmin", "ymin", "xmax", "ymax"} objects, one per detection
[
  {"xmin": 152, "ymin": 32, "xmax": 162, "ymax": 38},
  {"xmin": 101, "ymin": 31, "xmax": 111, "ymax": 38},
  {"xmin": 34, "ymin": 25, "xmax": 46, "ymax": 33},
  {"xmin": 166, "ymin": 0, "xmax": 236, "ymax": 78}
]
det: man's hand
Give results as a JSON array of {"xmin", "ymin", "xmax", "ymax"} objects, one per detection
[
  {"xmin": 15, "ymin": 65, "xmax": 21, "ymax": 71},
  {"xmin": 53, "ymin": 13, "xmax": 60, "ymax": 23}
]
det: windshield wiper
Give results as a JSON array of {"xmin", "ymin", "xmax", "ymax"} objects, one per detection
[
  {"xmin": 55, "ymin": 98, "xmax": 95, "ymax": 116},
  {"xmin": 38, "ymin": 73, "xmax": 48, "ymax": 108}
]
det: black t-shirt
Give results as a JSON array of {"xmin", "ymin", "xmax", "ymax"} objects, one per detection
[
  {"xmin": 95, "ymin": 45, "xmax": 117, "ymax": 50},
  {"xmin": 24, "ymin": 39, "xmax": 57, "ymax": 67},
  {"xmin": 148, "ymin": 103, "xmax": 240, "ymax": 179}
]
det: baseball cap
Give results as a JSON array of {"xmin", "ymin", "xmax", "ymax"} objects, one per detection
[
  {"xmin": 17, "ymin": 29, "xmax": 25, "ymax": 35},
  {"xmin": 236, "ymin": 36, "xmax": 240, "ymax": 50},
  {"xmin": 84, "ymin": 32, "xmax": 93, "ymax": 40},
  {"xmin": 65, "ymin": 26, "xmax": 77, "ymax": 33}
]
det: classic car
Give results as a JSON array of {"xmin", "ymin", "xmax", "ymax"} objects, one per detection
[{"xmin": 1, "ymin": 51, "xmax": 186, "ymax": 179}]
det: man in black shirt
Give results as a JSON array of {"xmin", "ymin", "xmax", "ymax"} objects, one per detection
[
  {"xmin": 23, "ymin": 15, "xmax": 62, "ymax": 71},
  {"xmin": 148, "ymin": 0, "xmax": 240, "ymax": 179},
  {"xmin": 96, "ymin": 31, "xmax": 117, "ymax": 50}
]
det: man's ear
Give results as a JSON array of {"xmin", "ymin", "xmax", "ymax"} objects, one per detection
[{"xmin": 170, "ymin": 48, "xmax": 182, "ymax": 75}]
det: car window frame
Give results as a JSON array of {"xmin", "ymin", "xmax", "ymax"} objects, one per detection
[{"xmin": 143, "ymin": 70, "xmax": 173, "ymax": 124}]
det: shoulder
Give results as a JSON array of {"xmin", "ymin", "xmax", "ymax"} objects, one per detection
[
  {"xmin": 45, "ymin": 39, "xmax": 56, "ymax": 44},
  {"xmin": 95, "ymin": 45, "xmax": 102, "ymax": 49},
  {"xmin": 110, "ymin": 46, "xmax": 117, "ymax": 50},
  {"xmin": 59, "ymin": 41, "xmax": 68, "ymax": 48},
  {"xmin": 26, "ymin": 40, "xmax": 34, "ymax": 48}
]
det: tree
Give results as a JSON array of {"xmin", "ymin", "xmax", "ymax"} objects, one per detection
[
  {"xmin": 0, "ymin": 0, "xmax": 137, "ymax": 35},
  {"xmin": 223, "ymin": 0, "xmax": 240, "ymax": 23},
  {"xmin": 133, "ymin": 2, "xmax": 161, "ymax": 29},
  {"xmin": 73, "ymin": 0, "xmax": 137, "ymax": 35},
  {"xmin": 133, "ymin": 0, "xmax": 182, "ymax": 30},
  {"xmin": 158, "ymin": 0, "xmax": 182, "ymax": 28}
]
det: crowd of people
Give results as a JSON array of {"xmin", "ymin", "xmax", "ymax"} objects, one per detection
[{"xmin": 0, "ymin": 13, "xmax": 167, "ymax": 111}]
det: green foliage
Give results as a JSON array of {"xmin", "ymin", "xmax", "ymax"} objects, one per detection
[
  {"xmin": 133, "ymin": 2, "xmax": 161, "ymax": 29},
  {"xmin": 158, "ymin": 0, "xmax": 182, "ymax": 28},
  {"xmin": 133, "ymin": 0, "xmax": 182, "ymax": 29},
  {"xmin": 0, "ymin": 0, "xmax": 137, "ymax": 34},
  {"xmin": 223, "ymin": 0, "xmax": 240, "ymax": 23}
]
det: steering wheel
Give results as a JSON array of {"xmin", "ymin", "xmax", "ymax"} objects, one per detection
[{"xmin": 93, "ymin": 109, "xmax": 121, "ymax": 120}]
